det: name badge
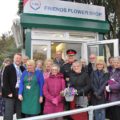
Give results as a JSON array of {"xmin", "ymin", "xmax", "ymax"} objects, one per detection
[
  {"xmin": 26, "ymin": 85, "xmax": 31, "ymax": 90},
  {"xmin": 15, "ymin": 82, "xmax": 19, "ymax": 88}
]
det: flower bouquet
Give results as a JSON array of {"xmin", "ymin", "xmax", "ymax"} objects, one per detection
[{"xmin": 61, "ymin": 86, "xmax": 78, "ymax": 102}]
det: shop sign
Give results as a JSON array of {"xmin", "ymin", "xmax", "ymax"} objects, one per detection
[{"xmin": 24, "ymin": 0, "xmax": 105, "ymax": 21}]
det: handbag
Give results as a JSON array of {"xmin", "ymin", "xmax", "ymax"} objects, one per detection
[{"xmin": 75, "ymin": 91, "xmax": 88, "ymax": 108}]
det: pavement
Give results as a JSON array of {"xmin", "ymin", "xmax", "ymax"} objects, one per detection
[
  {"xmin": 0, "ymin": 114, "xmax": 16, "ymax": 120},
  {"xmin": 0, "ymin": 115, "xmax": 110, "ymax": 120}
]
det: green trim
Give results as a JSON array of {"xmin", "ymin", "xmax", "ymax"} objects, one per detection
[
  {"xmin": 20, "ymin": 13, "xmax": 109, "ymax": 33},
  {"xmin": 25, "ymin": 30, "xmax": 31, "ymax": 58}
]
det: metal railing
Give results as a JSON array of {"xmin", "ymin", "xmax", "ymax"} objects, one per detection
[{"xmin": 19, "ymin": 101, "xmax": 120, "ymax": 120}]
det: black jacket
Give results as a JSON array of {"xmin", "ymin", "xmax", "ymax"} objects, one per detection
[
  {"xmin": 69, "ymin": 71, "xmax": 91, "ymax": 96},
  {"xmin": 54, "ymin": 58, "xmax": 64, "ymax": 67},
  {"xmin": 87, "ymin": 62, "xmax": 94, "ymax": 76},
  {"xmin": 2, "ymin": 64, "xmax": 25, "ymax": 98},
  {"xmin": 61, "ymin": 63, "xmax": 72, "ymax": 79}
]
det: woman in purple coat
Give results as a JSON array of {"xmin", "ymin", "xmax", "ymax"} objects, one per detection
[
  {"xmin": 105, "ymin": 57, "xmax": 120, "ymax": 120},
  {"xmin": 43, "ymin": 64, "xmax": 65, "ymax": 120}
]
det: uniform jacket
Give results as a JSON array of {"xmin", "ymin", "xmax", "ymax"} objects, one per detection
[
  {"xmin": 60, "ymin": 62, "xmax": 74, "ymax": 87},
  {"xmin": 61, "ymin": 62, "xmax": 72, "ymax": 79},
  {"xmin": 2, "ymin": 64, "xmax": 25, "ymax": 98},
  {"xmin": 43, "ymin": 73, "xmax": 65, "ymax": 114}
]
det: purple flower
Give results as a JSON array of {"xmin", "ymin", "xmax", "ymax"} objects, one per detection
[{"xmin": 63, "ymin": 87, "xmax": 77, "ymax": 96}]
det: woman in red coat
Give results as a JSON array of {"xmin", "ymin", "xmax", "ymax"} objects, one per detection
[{"xmin": 43, "ymin": 64, "xmax": 65, "ymax": 120}]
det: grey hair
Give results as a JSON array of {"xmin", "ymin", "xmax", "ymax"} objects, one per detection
[
  {"xmin": 51, "ymin": 64, "xmax": 60, "ymax": 72},
  {"xmin": 71, "ymin": 61, "xmax": 82, "ymax": 70},
  {"xmin": 36, "ymin": 60, "xmax": 43, "ymax": 65}
]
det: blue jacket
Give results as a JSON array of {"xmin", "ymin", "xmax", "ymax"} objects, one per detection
[{"xmin": 19, "ymin": 70, "xmax": 44, "ymax": 96}]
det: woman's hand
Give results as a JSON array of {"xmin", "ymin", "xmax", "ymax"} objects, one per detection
[
  {"xmin": 52, "ymin": 98, "xmax": 58, "ymax": 106},
  {"xmin": 106, "ymin": 85, "xmax": 110, "ymax": 92},
  {"xmin": 94, "ymin": 92, "xmax": 101, "ymax": 99},
  {"xmin": 39, "ymin": 96, "xmax": 43, "ymax": 103},
  {"xmin": 60, "ymin": 90, "xmax": 64, "ymax": 96},
  {"xmin": 18, "ymin": 95, "xmax": 23, "ymax": 101}
]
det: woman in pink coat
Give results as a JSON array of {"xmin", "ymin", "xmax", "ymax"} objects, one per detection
[{"xmin": 43, "ymin": 64, "xmax": 65, "ymax": 120}]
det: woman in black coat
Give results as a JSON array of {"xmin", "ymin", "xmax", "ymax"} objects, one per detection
[
  {"xmin": 91, "ymin": 60, "xmax": 109, "ymax": 120},
  {"xmin": 69, "ymin": 61, "xmax": 91, "ymax": 108}
]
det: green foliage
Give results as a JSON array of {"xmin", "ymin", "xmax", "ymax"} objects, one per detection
[
  {"xmin": 0, "ymin": 34, "xmax": 21, "ymax": 65},
  {"xmin": 71, "ymin": 0, "xmax": 120, "ymax": 38}
]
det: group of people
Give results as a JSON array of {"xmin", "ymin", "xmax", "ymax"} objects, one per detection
[{"xmin": 0, "ymin": 50, "xmax": 120, "ymax": 120}]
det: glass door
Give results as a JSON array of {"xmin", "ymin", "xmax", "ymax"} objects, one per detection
[
  {"xmin": 51, "ymin": 42, "xmax": 82, "ymax": 61},
  {"xmin": 83, "ymin": 39, "xmax": 119, "ymax": 64},
  {"xmin": 31, "ymin": 40, "xmax": 51, "ymax": 61}
]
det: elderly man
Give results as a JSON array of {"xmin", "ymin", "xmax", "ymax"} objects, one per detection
[
  {"xmin": 54, "ymin": 51, "xmax": 64, "ymax": 67},
  {"xmin": 87, "ymin": 54, "xmax": 97, "ymax": 76},
  {"xmin": 22, "ymin": 55, "xmax": 29, "ymax": 69}
]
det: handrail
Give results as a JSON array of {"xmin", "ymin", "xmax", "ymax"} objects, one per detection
[{"xmin": 19, "ymin": 101, "xmax": 120, "ymax": 120}]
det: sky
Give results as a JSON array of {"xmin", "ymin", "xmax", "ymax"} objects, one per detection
[{"xmin": 0, "ymin": 0, "xmax": 18, "ymax": 36}]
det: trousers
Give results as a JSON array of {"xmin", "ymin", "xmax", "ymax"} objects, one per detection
[{"xmin": 4, "ymin": 98, "xmax": 22, "ymax": 120}]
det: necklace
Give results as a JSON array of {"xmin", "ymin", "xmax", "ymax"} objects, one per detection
[
  {"xmin": 26, "ymin": 72, "xmax": 34, "ymax": 90},
  {"xmin": 28, "ymin": 72, "xmax": 34, "ymax": 81}
]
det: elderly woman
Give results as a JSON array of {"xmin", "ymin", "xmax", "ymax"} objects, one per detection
[
  {"xmin": 91, "ymin": 60, "xmax": 109, "ymax": 120},
  {"xmin": 105, "ymin": 57, "xmax": 120, "ymax": 120},
  {"xmin": 107, "ymin": 56, "xmax": 114, "ymax": 75},
  {"xmin": 18, "ymin": 59, "xmax": 44, "ymax": 117},
  {"xmin": 43, "ymin": 64, "xmax": 65, "ymax": 120},
  {"xmin": 0, "ymin": 58, "xmax": 12, "ymax": 94},
  {"xmin": 0, "ymin": 58, "xmax": 11, "ymax": 116},
  {"xmin": 36, "ymin": 60, "xmax": 43, "ymax": 71},
  {"xmin": 69, "ymin": 61, "xmax": 90, "ymax": 120},
  {"xmin": 69, "ymin": 61, "xmax": 90, "ymax": 107}
]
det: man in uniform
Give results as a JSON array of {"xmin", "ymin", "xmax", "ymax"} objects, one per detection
[{"xmin": 61, "ymin": 49, "xmax": 77, "ymax": 87}]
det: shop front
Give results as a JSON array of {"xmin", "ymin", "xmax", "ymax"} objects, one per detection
[{"xmin": 16, "ymin": 0, "xmax": 119, "ymax": 62}]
